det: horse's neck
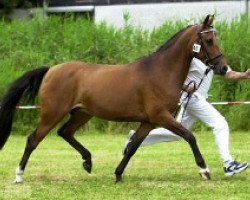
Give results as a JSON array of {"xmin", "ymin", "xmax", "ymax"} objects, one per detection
[
  {"xmin": 136, "ymin": 26, "xmax": 196, "ymax": 89},
  {"xmin": 156, "ymin": 39, "xmax": 193, "ymax": 87}
]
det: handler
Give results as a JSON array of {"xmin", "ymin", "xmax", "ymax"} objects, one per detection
[{"xmin": 123, "ymin": 57, "xmax": 250, "ymax": 176}]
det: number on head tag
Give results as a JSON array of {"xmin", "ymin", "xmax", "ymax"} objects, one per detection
[{"xmin": 193, "ymin": 43, "xmax": 201, "ymax": 53}]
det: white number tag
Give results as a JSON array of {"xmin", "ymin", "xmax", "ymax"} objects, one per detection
[{"xmin": 193, "ymin": 43, "xmax": 201, "ymax": 53}]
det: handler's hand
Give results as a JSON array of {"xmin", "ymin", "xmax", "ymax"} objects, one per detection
[{"xmin": 186, "ymin": 85, "xmax": 196, "ymax": 93}]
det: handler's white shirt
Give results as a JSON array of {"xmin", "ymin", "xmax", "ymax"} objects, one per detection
[{"xmin": 182, "ymin": 58, "xmax": 231, "ymax": 99}]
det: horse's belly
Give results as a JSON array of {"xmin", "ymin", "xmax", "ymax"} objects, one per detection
[
  {"xmin": 95, "ymin": 112, "xmax": 147, "ymax": 122},
  {"xmin": 94, "ymin": 106, "xmax": 147, "ymax": 122},
  {"xmin": 78, "ymin": 97, "xmax": 147, "ymax": 122}
]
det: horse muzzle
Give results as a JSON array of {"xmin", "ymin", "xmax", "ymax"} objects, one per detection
[
  {"xmin": 213, "ymin": 65, "xmax": 228, "ymax": 75},
  {"xmin": 220, "ymin": 65, "xmax": 228, "ymax": 75}
]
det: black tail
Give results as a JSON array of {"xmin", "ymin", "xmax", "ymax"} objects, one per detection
[{"xmin": 0, "ymin": 67, "xmax": 49, "ymax": 149}]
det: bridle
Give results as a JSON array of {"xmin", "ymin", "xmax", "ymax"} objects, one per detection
[{"xmin": 194, "ymin": 27, "xmax": 224, "ymax": 70}]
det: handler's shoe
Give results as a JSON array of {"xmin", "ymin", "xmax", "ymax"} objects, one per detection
[
  {"xmin": 122, "ymin": 130, "xmax": 136, "ymax": 155},
  {"xmin": 224, "ymin": 160, "xmax": 249, "ymax": 177}
]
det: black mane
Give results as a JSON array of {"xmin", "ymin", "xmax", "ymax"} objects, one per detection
[{"xmin": 137, "ymin": 25, "xmax": 193, "ymax": 62}]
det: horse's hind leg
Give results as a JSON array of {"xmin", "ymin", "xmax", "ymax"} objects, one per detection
[
  {"xmin": 115, "ymin": 122, "xmax": 155, "ymax": 182},
  {"xmin": 14, "ymin": 108, "xmax": 68, "ymax": 183},
  {"xmin": 57, "ymin": 109, "xmax": 93, "ymax": 173}
]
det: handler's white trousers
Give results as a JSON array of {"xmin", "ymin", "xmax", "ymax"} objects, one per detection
[{"xmin": 141, "ymin": 95, "xmax": 233, "ymax": 163}]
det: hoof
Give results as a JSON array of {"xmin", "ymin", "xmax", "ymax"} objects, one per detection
[
  {"xmin": 199, "ymin": 168, "xmax": 211, "ymax": 180},
  {"xmin": 13, "ymin": 180, "xmax": 23, "ymax": 184},
  {"xmin": 83, "ymin": 161, "xmax": 92, "ymax": 173},
  {"xmin": 13, "ymin": 177, "xmax": 23, "ymax": 184},
  {"xmin": 115, "ymin": 174, "xmax": 123, "ymax": 183},
  {"xmin": 14, "ymin": 166, "xmax": 24, "ymax": 184}
]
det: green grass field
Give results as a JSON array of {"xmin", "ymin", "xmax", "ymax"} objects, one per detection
[{"xmin": 0, "ymin": 130, "xmax": 249, "ymax": 200}]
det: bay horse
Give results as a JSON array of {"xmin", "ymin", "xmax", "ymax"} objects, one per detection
[{"xmin": 0, "ymin": 15, "xmax": 228, "ymax": 183}]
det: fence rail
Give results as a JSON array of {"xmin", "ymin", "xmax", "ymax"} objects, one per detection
[{"xmin": 0, "ymin": 101, "xmax": 249, "ymax": 110}]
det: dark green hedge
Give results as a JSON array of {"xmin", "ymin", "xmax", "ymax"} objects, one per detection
[{"xmin": 0, "ymin": 15, "xmax": 249, "ymax": 133}]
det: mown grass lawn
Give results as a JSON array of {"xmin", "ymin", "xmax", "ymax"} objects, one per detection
[{"xmin": 0, "ymin": 130, "xmax": 249, "ymax": 200}]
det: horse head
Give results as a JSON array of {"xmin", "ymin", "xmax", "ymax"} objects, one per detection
[{"xmin": 191, "ymin": 15, "xmax": 229, "ymax": 75}]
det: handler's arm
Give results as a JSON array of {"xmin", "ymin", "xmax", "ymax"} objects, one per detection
[{"xmin": 225, "ymin": 69, "xmax": 250, "ymax": 81}]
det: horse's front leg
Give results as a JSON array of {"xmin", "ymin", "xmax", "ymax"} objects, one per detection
[
  {"xmin": 150, "ymin": 111, "xmax": 211, "ymax": 180},
  {"xmin": 115, "ymin": 122, "xmax": 155, "ymax": 183}
]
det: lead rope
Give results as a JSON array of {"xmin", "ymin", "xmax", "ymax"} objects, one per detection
[{"xmin": 175, "ymin": 67, "xmax": 211, "ymax": 123}]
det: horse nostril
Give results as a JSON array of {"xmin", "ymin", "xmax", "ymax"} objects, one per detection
[{"xmin": 222, "ymin": 66, "xmax": 228, "ymax": 73}]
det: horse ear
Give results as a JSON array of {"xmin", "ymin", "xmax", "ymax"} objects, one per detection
[{"xmin": 202, "ymin": 15, "xmax": 214, "ymax": 29}]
